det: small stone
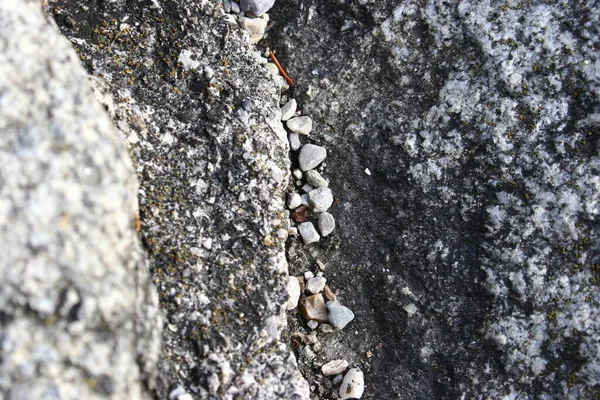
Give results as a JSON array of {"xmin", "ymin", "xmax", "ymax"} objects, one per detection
[
  {"xmin": 333, "ymin": 374, "xmax": 344, "ymax": 386},
  {"xmin": 240, "ymin": 0, "xmax": 275, "ymax": 16},
  {"xmin": 223, "ymin": 0, "xmax": 232, "ymax": 13},
  {"xmin": 302, "ymin": 345, "xmax": 316, "ymax": 360},
  {"xmin": 321, "ymin": 359, "xmax": 349, "ymax": 376},
  {"xmin": 324, "ymin": 285, "xmax": 337, "ymax": 301},
  {"xmin": 276, "ymin": 228, "xmax": 288, "ymax": 240},
  {"xmin": 306, "ymin": 276, "xmax": 327, "ymax": 294},
  {"xmin": 301, "ymin": 194, "xmax": 310, "ymax": 207},
  {"xmin": 326, "ymin": 300, "xmax": 355, "ymax": 330},
  {"xmin": 288, "ymin": 227, "xmax": 298, "ymax": 236},
  {"xmin": 307, "ymin": 320, "xmax": 318, "ymax": 330},
  {"xmin": 299, "ymin": 294, "xmax": 329, "ymax": 322},
  {"xmin": 308, "ymin": 187, "xmax": 334, "ymax": 213},
  {"xmin": 231, "ymin": 1, "xmax": 240, "ymax": 13},
  {"xmin": 318, "ymin": 323, "xmax": 333, "ymax": 333},
  {"xmin": 304, "ymin": 271, "xmax": 314, "ymax": 280},
  {"xmin": 298, "ymin": 144, "xmax": 327, "ymax": 171},
  {"xmin": 285, "ymin": 276, "xmax": 301, "ymax": 310},
  {"xmin": 316, "ymin": 259, "xmax": 326, "ymax": 270},
  {"xmin": 297, "ymin": 276, "xmax": 306, "ymax": 292},
  {"xmin": 318, "ymin": 212, "xmax": 335, "ymax": 236},
  {"xmin": 287, "ymin": 192, "xmax": 302, "ymax": 209},
  {"xmin": 281, "ymin": 99, "xmax": 297, "ymax": 121},
  {"xmin": 302, "ymin": 183, "xmax": 314, "ymax": 193},
  {"xmin": 292, "ymin": 168, "xmax": 303, "ymax": 179},
  {"xmin": 239, "ymin": 17, "xmax": 267, "ymax": 44},
  {"xmin": 298, "ymin": 222, "xmax": 320, "ymax": 244},
  {"xmin": 305, "ymin": 170, "xmax": 329, "ymax": 187},
  {"xmin": 339, "ymin": 368, "xmax": 365, "ymax": 399},
  {"xmin": 288, "ymin": 133, "xmax": 301, "ymax": 151},
  {"xmin": 286, "ymin": 116, "xmax": 313, "ymax": 135}
]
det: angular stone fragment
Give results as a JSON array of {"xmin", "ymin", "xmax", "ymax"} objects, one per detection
[
  {"xmin": 326, "ymin": 300, "xmax": 355, "ymax": 330},
  {"xmin": 305, "ymin": 170, "xmax": 329, "ymax": 187},
  {"xmin": 286, "ymin": 116, "xmax": 313, "ymax": 135},
  {"xmin": 321, "ymin": 359, "xmax": 349, "ymax": 376},
  {"xmin": 281, "ymin": 99, "xmax": 297, "ymax": 121},
  {"xmin": 298, "ymin": 144, "xmax": 327, "ymax": 171},
  {"xmin": 306, "ymin": 276, "xmax": 327, "ymax": 294},
  {"xmin": 240, "ymin": 0, "xmax": 275, "ymax": 16},
  {"xmin": 239, "ymin": 17, "xmax": 267, "ymax": 44},
  {"xmin": 299, "ymin": 294, "xmax": 329, "ymax": 322},
  {"xmin": 308, "ymin": 187, "xmax": 334, "ymax": 213},
  {"xmin": 285, "ymin": 276, "xmax": 301, "ymax": 310},
  {"xmin": 318, "ymin": 212, "xmax": 335, "ymax": 236},
  {"xmin": 339, "ymin": 368, "xmax": 365, "ymax": 399},
  {"xmin": 298, "ymin": 222, "xmax": 320, "ymax": 244},
  {"xmin": 287, "ymin": 192, "xmax": 302, "ymax": 209}
]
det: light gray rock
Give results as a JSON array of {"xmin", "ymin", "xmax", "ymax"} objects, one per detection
[
  {"xmin": 298, "ymin": 222, "xmax": 320, "ymax": 244},
  {"xmin": 239, "ymin": 17, "xmax": 267, "ymax": 44},
  {"xmin": 286, "ymin": 116, "xmax": 313, "ymax": 135},
  {"xmin": 287, "ymin": 192, "xmax": 302, "ymax": 209},
  {"xmin": 326, "ymin": 301, "xmax": 355, "ymax": 330},
  {"xmin": 308, "ymin": 187, "xmax": 334, "ymax": 213},
  {"xmin": 307, "ymin": 320, "xmax": 319, "ymax": 330},
  {"xmin": 321, "ymin": 359, "xmax": 349, "ymax": 376},
  {"xmin": 231, "ymin": 1, "xmax": 240, "ymax": 13},
  {"xmin": 0, "ymin": 2, "xmax": 161, "ymax": 398},
  {"xmin": 301, "ymin": 193, "xmax": 310, "ymax": 207},
  {"xmin": 281, "ymin": 99, "xmax": 297, "ymax": 121},
  {"xmin": 285, "ymin": 276, "xmax": 301, "ymax": 310},
  {"xmin": 302, "ymin": 183, "xmax": 314, "ymax": 193},
  {"xmin": 288, "ymin": 132, "xmax": 302, "ymax": 151},
  {"xmin": 306, "ymin": 276, "xmax": 327, "ymax": 294},
  {"xmin": 298, "ymin": 144, "xmax": 327, "ymax": 171},
  {"xmin": 292, "ymin": 168, "xmax": 303, "ymax": 179},
  {"xmin": 305, "ymin": 170, "xmax": 329, "ymax": 187},
  {"xmin": 339, "ymin": 368, "xmax": 364, "ymax": 399},
  {"xmin": 240, "ymin": 0, "xmax": 275, "ymax": 16},
  {"xmin": 318, "ymin": 212, "xmax": 336, "ymax": 236}
]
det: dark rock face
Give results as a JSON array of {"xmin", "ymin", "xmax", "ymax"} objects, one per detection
[
  {"xmin": 268, "ymin": 0, "xmax": 600, "ymax": 398},
  {"xmin": 0, "ymin": 1, "xmax": 160, "ymax": 398}
]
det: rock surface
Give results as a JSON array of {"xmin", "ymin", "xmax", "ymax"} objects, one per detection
[
  {"xmin": 270, "ymin": 0, "xmax": 600, "ymax": 398},
  {"xmin": 0, "ymin": 1, "xmax": 161, "ymax": 398}
]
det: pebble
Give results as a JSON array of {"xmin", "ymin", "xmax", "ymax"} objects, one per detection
[
  {"xmin": 321, "ymin": 359, "xmax": 349, "ymax": 376},
  {"xmin": 333, "ymin": 374, "xmax": 344, "ymax": 387},
  {"xmin": 307, "ymin": 320, "xmax": 318, "ymax": 330},
  {"xmin": 326, "ymin": 300, "xmax": 355, "ymax": 330},
  {"xmin": 280, "ymin": 99, "xmax": 297, "ymax": 121},
  {"xmin": 339, "ymin": 368, "xmax": 365, "ymax": 399},
  {"xmin": 240, "ymin": 0, "xmax": 275, "ymax": 16},
  {"xmin": 231, "ymin": 1, "xmax": 240, "ymax": 13},
  {"xmin": 239, "ymin": 17, "xmax": 267, "ymax": 44},
  {"xmin": 285, "ymin": 276, "xmax": 301, "ymax": 310},
  {"xmin": 306, "ymin": 276, "xmax": 327, "ymax": 294},
  {"xmin": 298, "ymin": 222, "xmax": 320, "ymax": 244},
  {"xmin": 302, "ymin": 183, "xmax": 314, "ymax": 193},
  {"xmin": 298, "ymin": 144, "xmax": 327, "ymax": 171},
  {"xmin": 318, "ymin": 212, "xmax": 335, "ymax": 236},
  {"xmin": 287, "ymin": 192, "xmax": 302, "ymax": 209},
  {"xmin": 299, "ymin": 294, "xmax": 329, "ymax": 322},
  {"xmin": 301, "ymin": 194, "xmax": 310, "ymax": 207},
  {"xmin": 288, "ymin": 226, "xmax": 298, "ymax": 236},
  {"xmin": 288, "ymin": 133, "xmax": 301, "ymax": 151},
  {"xmin": 305, "ymin": 170, "xmax": 328, "ymax": 187},
  {"xmin": 292, "ymin": 168, "xmax": 303, "ymax": 179},
  {"xmin": 304, "ymin": 271, "xmax": 314, "ymax": 280},
  {"xmin": 286, "ymin": 116, "xmax": 313, "ymax": 135},
  {"xmin": 318, "ymin": 323, "xmax": 333, "ymax": 333},
  {"xmin": 308, "ymin": 187, "xmax": 334, "ymax": 213},
  {"xmin": 302, "ymin": 345, "xmax": 316, "ymax": 360}
]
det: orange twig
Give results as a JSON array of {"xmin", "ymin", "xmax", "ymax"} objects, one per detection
[{"xmin": 269, "ymin": 50, "xmax": 294, "ymax": 87}]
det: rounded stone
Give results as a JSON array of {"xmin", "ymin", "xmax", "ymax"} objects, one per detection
[
  {"xmin": 305, "ymin": 170, "xmax": 328, "ymax": 187},
  {"xmin": 281, "ymin": 99, "xmax": 297, "ymax": 121},
  {"xmin": 286, "ymin": 116, "xmax": 313, "ymax": 135},
  {"xmin": 240, "ymin": 0, "xmax": 275, "ymax": 16},
  {"xmin": 308, "ymin": 187, "xmax": 334, "ymax": 213},
  {"xmin": 321, "ymin": 359, "xmax": 349, "ymax": 376},
  {"xmin": 298, "ymin": 144, "xmax": 327, "ymax": 171},
  {"xmin": 287, "ymin": 192, "xmax": 302, "ymax": 209},
  {"xmin": 339, "ymin": 368, "xmax": 364, "ymax": 399},
  {"xmin": 285, "ymin": 276, "xmax": 301, "ymax": 310},
  {"xmin": 318, "ymin": 212, "xmax": 335, "ymax": 236},
  {"xmin": 298, "ymin": 222, "xmax": 320, "ymax": 244}
]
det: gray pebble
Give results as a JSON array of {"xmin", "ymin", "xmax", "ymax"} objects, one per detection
[
  {"xmin": 286, "ymin": 116, "xmax": 313, "ymax": 135},
  {"xmin": 298, "ymin": 222, "xmax": 320, "ymax": 244},
  {"xmin": 305, "ymin": 170, "xmax": 328, "ymax": 188},
  {"xmin": 318, "ymin": 212, "xmax": 335, "ymax": 236},
  {"xmin": 308, "ymin": 187, "xmax": 333, "ymax": 213},
  {"xmin": 333, "ymin": 374, "xmax": 344, "ymax": 386},
  {"xmin": 302, "ymin": 183, "xmax": 314, "ymax": 193},
  {"xmin": 298, "ymin": 144, "xmax": 327, "ymax": 171},
  {"xmin": 318, "ymin": 323, "xmax": 333, "ymax": 333},
  {"xmin": 288, "ymin": 133, "xmax": 301, "ymax": 151},
  {"xmin": 306, "ymin": 276, "xmax": 327, "ymax": 294},
  {"xmin": 287, "ymin": 192, "xmax": 302, "ymax": 209},
  {"xmin": 292, "ymin": 169, "xmax": 303, "ymax": 179},
  {"xmin": 301, "ymin": 194, "xmax": 310, "ymax": 207},
  {"xmin": 307, "ymin": 320, "xmax": 318, "ymax": 330},
  {"xmin": 231, "ymin": 0, "xmax": 240, "ymax": 13},
  {"xmin": 281, "ymin": 99, "xmax": 297, "ymax": 121},
  {"xmin": 326, "ymin": 300, "xmax": 355, "ymax": 330},
  {"xmin": 240, "ymin": 0, "xmax": 274, "ymax": 16},
  {"xmin": 223, "ymin": 0, "xmax": 232, "ymax": 13}
]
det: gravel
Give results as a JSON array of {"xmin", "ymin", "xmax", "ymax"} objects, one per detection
[
  {"xmin": 305, "ymin": 170, "xmax": 329, "ymax": 187},
  {"xmin": 285, "ymin": 276, "xmax": 301, "ymax": 310},
  {"xmin": 281, "ymin": 99, "xmax": 297, "ymax": 121},
  {"xmin": 318, "ymin": 212, "xmax": 336, "ymax": 237},
  {"xmin": 240, "ymin": 0, "xmax": 275, "ymax": 16},
  {"xmin": 298, "ymin": 144, "xmax": 327, "ymax": 171},
  {"xmin": 239, "ymin": 17, "xmax": 267, "ymax": 44},
  {"xmin": 339, "ymin": 368, "xmax": 365, "ymax": 399},
  {"xmin": 298, "ymin": 221, "xmax": 320, "ymax": 244},
  {"xmin": 286, "ymin": 116, "xmax": 313, "ymax": 135},
  {"xmin": 306, "ymin": 276, "xmax": 327, "ymax": 294},
  {"xmin": 326, "ymin": 300, "xmax": 355, "ymax": 330},
  {"xmin": 308, "ymin": 187, "xmax": 334, "ymax": 213},
  {"xmin": 287, "ymin": 192, "xmax": 302, "ymax": 209},
  {"xmin": 321, "ymin": 360, "xmax": 349, "ymax": 376},
  {"xmin": 288, "ymin": 132, "xmax": 301, "ymax": 151}
]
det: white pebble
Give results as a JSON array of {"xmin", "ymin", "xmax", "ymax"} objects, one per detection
[
  {"xmin": 280, "ymin": 99, "xmax": 297, "ymax": 121},
  {"xmin": 321, "ymin": 359, "xmax": 349, "ymax": 376},
  {"xmin": 298, "ymin": 222, "xmax": 320, "ymax": 244},
  {"xmin": 298, "ymin": 144, "xmax": 327, "ymax": 171},
  {"xmin": 307, "ymin": 320, "xmax": 318, "ymax": 330},
  {"xmin": 339, "ymin": 368, "xmax": 365, "ymax": 399},
  {"xmin": 286, "ymin": 116, "xmax": 313, "ymax": 135},
  {"xmin": 306, "ymin": 276, "xmax": 327, "ymax": 294},
  {"xmin": 287, "ymin": 192, "xmax": 302, "ymax": 209},
  {"xmin": 292, "ymin": 168, "xmax": 303, "ymax": 179},
  {"xmin": 304, "ymin": 271, "xmax": 314, "ymax": 280},
  {"xmin": 308, "ymin": 187, "xmax": 334, "ymax": 213},
  {"xmin": 285, "ymin": 276, "xmax": 301, "ymax": 310},
  {"xmin": 318, "ymin": 212, "xmax": 335, "ymax": 236},
  {"xmin": 288, "ymin": 133, "xmax": 301, "ymax": 151},
  {"xmin": 302, "ymin": 183, "xmax": 314, "ymax": 193}
]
